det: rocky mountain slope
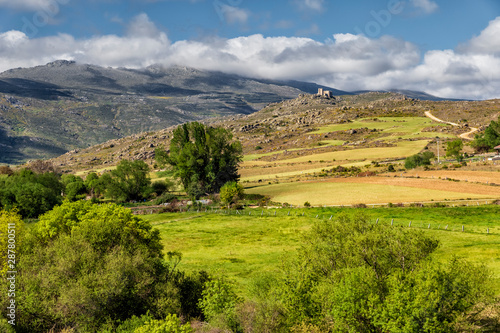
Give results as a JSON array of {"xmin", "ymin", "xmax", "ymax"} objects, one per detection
[
  {"xmin": 0, "ymin": 61, "xmax": 344, "ymax": 164},
  {"xmin": 47, "ymin": 92, "xmax": 500, "ymax": 173}
]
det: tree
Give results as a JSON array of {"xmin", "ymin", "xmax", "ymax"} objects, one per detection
[
  {"xmin": 11, "ymin": 202, "xmax": 166, "ymax": 332},
  {"xmin": 0, "ymin": 169, "xmax": 63, "ymax": 218},
  {"xmin": 220, "ymin": 181, "xmax": 244, "ymax": 207},
  {"xmin": 267, "ymin": 212, "xmax": 492, "ymax": 332},
  {"xmin": 404, "ymin": 151, "xmax": 435, "ymax": 169},
  {"xmin": 61, "ymin": 174, "xmax": 87, "ymax": 201},
  {"xmin": 471, "ymin": 117, "xmax": 500, "ymax": 152},
  {"xmin": 158, "ymin": 122, "xmax": 242, "ymax": 196},
  {"xmin": 103, "ymin": 160, "xmax": 152, "ymax": 202},
  {"xmin": 84, "ymin": 172, "xmax": 107, "ymax": 199},
  {"xmin": 446, "ymin": 139, "xmax": 464, "ymax": 162}
]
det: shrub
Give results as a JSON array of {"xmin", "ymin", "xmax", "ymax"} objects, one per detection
[
  {"xmin": 134, "ymin": 314, "xmax": 192, "ymax": 333},
  {"xmin": 199, "ymin": 278, "xmax": 242, "ymax": 331},
  {"xmin": 152, "ymin": 180, "xmax": 174, "ymax": 196},
  {"xmin": 220, "ymin": 181, "xmax": 244, "ymax": 207}
]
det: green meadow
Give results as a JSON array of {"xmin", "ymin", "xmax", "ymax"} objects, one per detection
[
  {"xmin": 310, "ymin": 116, "xmax": 456, "ymax": 139},
  {"xmin": 144, "ymin": 206, "xmax": 500, "ymax": 297},
  {"xmin": 244, "ymin": 181, "xmax": 494, "ymax": 206}
]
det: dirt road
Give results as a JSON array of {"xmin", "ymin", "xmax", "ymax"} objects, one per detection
[{"xmin": 424, "ymin": 111, "xmax": 478, "ymax": 140}]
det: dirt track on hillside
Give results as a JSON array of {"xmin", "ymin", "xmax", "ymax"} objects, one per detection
[{"xmin": 424, "ymin": 111, "xmax": 478, "ymax": 140}]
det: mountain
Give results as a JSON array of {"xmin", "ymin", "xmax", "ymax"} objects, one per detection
[
  {"xmin": 352, "ymin": 89, "xmax": 467, "ymax": 102},
  {"xmin": 0, "ymin": 61, "xmax": 337, "ymax": 164},
  {"xmin": 0, "ymin": 61, "xmax": 469, "ymax": 165}
]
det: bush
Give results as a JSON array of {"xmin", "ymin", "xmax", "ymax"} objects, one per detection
[
  {"xmin": 9, "ymin": 202, "xmax": 172, "ymax": 332},
  {"xmin": 259, "ymin": 212, "xmax": 493, "ymax": 331},
  {"xmin": 0, "ymin": 169, "xmax": 63, "ymax": 218},
  {"xmin": 199, "ymin": 278, "xmax": 242, "ymax": 331},
  {"xmin": 405, "ymin": 151, "xmax": 435, "ymax": 169},
  {"xmin": 220, "ymin": 181, "xmax": 244, "ymax": 207},
  {"xmin": 134, "ymin": 314, "xmax": 192, "ymax": 333},
  {"xmin": 152, "ymin": 180, "xmax": 173, "ymax": 196},
  {"xmin": 303, "ymin": 201, "xmax": 311, "ymax": 208}
]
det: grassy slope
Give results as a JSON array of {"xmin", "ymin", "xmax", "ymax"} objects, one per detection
[
  {"xmin": 244, "ymin": 181, "xmax": 494, "ymax": 206},
  {"xmin": 145, "ymin": 206, "xmax": 500, "ymax": 297}
]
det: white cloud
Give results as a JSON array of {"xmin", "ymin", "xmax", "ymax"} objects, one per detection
[
  {"xmin": 295, "ymin": 0, "xmax": 325, "ymax": 12},
  {"xmin": 459, "ymin": 17, "xmax": 500, "ymax": 56},
  {"xmin": 126, "ymin": 12, "xmax": 164, "ymax": 38},
  {"xmin": 220, "ymin": 5, "xmax": 250, "ymax": 25},
  {"xmin": 2, "ymin": 14, "xmax": 500, "ymax": 100},
  {"xmin": 411, "ymin": 0, "xmax": 438, "ymax": 14}
]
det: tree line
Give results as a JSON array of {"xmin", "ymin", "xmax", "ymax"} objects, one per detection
[{"xmin": 0, "ymin": 122, "xmax": 243, "ymax": 219}]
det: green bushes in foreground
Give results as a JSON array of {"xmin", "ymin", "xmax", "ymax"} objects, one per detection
[
  {"xmin": 0, "ymin": 204, "xmax": 496, "ymax": 332},
  {"xmin": 0, "ymin": 202, "xmax": 208, "ymax": 333},
  {"xmin": 207, "ymin": 212, "xmax": 495, "ymax": 332}
]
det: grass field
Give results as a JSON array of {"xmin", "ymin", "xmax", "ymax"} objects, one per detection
[
  {"xmin": 144, "ymin": 206, "xmax": 500, "ymax": 297},
  {"xmin": 244, "ymin": 177, "xmax": 497, "ymax": 206},
  {"xmin": 310, "ymin": 116, "xmax": 457, "ymax": 138},
  {"xmin": 276, "ymin": 140, "xmax": 430, "ymax": 163}
]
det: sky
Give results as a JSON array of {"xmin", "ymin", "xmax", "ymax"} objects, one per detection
[{"xmin": 0, "ymin": 0, "xmax": 500, "ymax": 100}]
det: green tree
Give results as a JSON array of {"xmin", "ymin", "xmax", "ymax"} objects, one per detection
[
  {"xmin": 219, "ymin": 181, "xmax": 244, "ymax": 207},
  {"xmin": 61, "ymin": 174, "xmax": 87, "ymax": 201},
  {"xmin": 404, "ymin": 151, "xmax": 435, "ymax": 169},
  {"xmin": 471, "ymin": 117, "xmax": 500, "ymax": 152},
  {"xmin": 199, "ymin": 278, "xmax": 242, "ymax": 331},
  {"xmin": 104, "ymin": 160, "xmax": 152, "ymax": 202},
  {"xmin": 266, "ymin": 212, "xmax": 492, "ymax": 332},
  {"xmin": 446, "ymin": 139, "xmax": 464, "ymax": 162},
  {"xmin": 10, "ymin": 202, "xmax": 169, "ymax": 332},
  {"xmin": 84, "ymin": 172, "xmax": 107, "ymax": 199},
  {"xmin": 0, "ymin": 169, "xmax": 63, "ymax": 218},
  {"xmin": 158, "ymin": 122, "xmax": 242, "ymax": 196}
]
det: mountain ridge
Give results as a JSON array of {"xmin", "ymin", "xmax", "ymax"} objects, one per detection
[{"xmin": 0, "ymin": 61, "xmax": 473, "ymax": 164}]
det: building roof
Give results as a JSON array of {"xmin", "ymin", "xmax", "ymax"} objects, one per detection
[{"xmin": 495, "ymin": 145, "xmax": 500, "ymax": 150}]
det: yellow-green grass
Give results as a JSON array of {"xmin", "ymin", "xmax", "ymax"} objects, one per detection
[
  {"xmin": 240, "ymin": 161, "xmax": 369, "ymax": 182},
  {"xmin": 245, "ymin": 181, "xmax": 493, "ymax": 206},
  {"xmin": 318, "ymin": 139, "xmax": 345, "ymax": 146},
  {"xmin": 148, "ymin": 96, "xmax": 173, "ymax": 100},
  {"xmin": 310, "ymin": 116, "xmax": 448, "ymax": 134},
  {"xmin": 144, "ymin": 207, "xmax": 500, "ymax": 297},
  {"xmin": 243, "ymin": 148, "xmax": 304, "ymax": 161},
  {"xmin": 74, "ymin": 165, "xmax": 117, "ymax": 176},
  {"xmin": 279, "ymin": 140, "xmax": 429, "ymax": 164}
]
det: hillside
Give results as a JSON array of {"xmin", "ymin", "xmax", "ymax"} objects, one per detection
[
  {"xmin": 0, "ymin": 61, "xmax": 340, "ymax": 164},
  {"xmin": 48, "ymin": 91, "xmax": 500, "ymax": 174}
]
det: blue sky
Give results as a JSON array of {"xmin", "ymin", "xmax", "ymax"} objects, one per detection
[{"xmin": 0, "ymin": 0, "xmax": 500, "ymax": 99}]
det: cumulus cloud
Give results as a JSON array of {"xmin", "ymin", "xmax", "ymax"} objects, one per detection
[
  {"xmin": 410, "ymin": 0, "xmax": 438, "ymax": 14},
  {"xmin": 459, "ymin": 17, "xmax": 500, "ymax": 56},
  {"xmin": 2, "ymin": 13, "xmax": 500, "ymax": 100}
]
